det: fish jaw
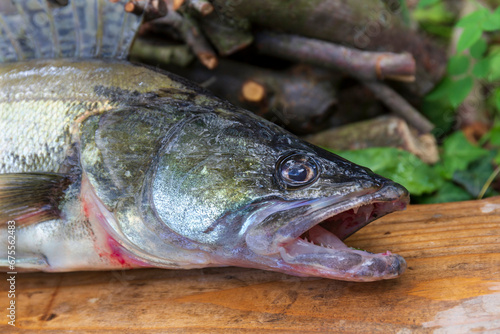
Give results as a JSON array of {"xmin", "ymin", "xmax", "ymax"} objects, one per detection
[{"xmin": 245, "ymin": 182, "xmax": 409, "ymax": 282}]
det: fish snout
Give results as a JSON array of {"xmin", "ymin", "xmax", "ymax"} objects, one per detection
[{"xmin": 375, "ymin": 181, "xmax": 410, "ymax": 206}]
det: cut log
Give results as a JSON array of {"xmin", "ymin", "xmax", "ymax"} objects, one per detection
[
  {"xmin": 305, "ymin": 116, "xmax": 439, "ymax": 164},
  {"xmin": 241, "ymin": 80, "xmax": 266, "ymax": 102}
]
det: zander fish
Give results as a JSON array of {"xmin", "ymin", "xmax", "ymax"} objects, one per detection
[{"xmin": 0, "ymin": 0, "xmax": 409, "ymax": 281}]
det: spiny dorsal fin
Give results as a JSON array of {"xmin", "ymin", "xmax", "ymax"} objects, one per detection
[
  {"xmin": 0, "ymin": 173, "xmax": 72, "ymax": 226},
  {"xmin": 0, "ymin": 0, "xmax": 144, "ymax": 62}
]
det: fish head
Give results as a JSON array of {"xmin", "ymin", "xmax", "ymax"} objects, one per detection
[{"xmin": 148, "ymin": 106, "xmax": 409, "ymax": 281}]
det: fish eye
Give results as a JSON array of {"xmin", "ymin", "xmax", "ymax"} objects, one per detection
[{"xmin": 276, "ymin": 153, "xmax": 320, "ymax": 189}]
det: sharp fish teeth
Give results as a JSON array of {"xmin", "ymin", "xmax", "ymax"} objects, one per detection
[{"xmin": 353, "ymin": 207, "xmax": 359, "ymax": 214}]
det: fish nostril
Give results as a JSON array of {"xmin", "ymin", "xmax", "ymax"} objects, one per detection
[{"xmin": 376, "ymin": 182, "xmax": 410, "ymax": 203}]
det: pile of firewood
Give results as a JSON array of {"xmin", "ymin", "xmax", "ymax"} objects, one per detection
[{"xmin": 122, "ymin": 0, "xmax": 450, "ymax": 163}]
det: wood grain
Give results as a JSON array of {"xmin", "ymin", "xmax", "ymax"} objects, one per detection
[{"xmin": 1, "ymin": 197, "xmax": 500, "ymax": 333}]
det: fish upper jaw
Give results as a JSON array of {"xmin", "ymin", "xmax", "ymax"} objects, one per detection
[{"xmin": 245, "ymin": 182, "xmax": 409, "ymax": 282}]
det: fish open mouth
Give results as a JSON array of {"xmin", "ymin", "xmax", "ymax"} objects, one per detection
[
  {"xmin": 279, "ymin": 183, "xmax": 409, "ymax": 281},
  {"xmin": 247, "ymin": 182, "xmax": 409, "ymax": 281}
]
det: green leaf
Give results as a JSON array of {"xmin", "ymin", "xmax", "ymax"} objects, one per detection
[
  {"xmin": 421, "ymin": 99, "xmax": 455, "ymax": 132},
  {"xmin": 426, "ymin": 77, "xmax": 455, "ymax": 100},
  {"xmin": 419, "ymin": 24, "xmax": 453, "ymax": 38},
  {"xmin": 457, "ymin": 27, "xmax": 483, "ymax": 53},
  {"xmin": 489, "ymin": 123, "xmax": 500, "ymax": 146},
  {"xmin": 440, "ymin": 131, "xmax": 490, "ymax": 179},
  {"xmin": 417, "ymin": 0, "xmax": 441, "ymax": 9},
  {"xmin": 449, "ymin": 77, "xmax": 473, "ymax": 107},
  {"xmin": 447, "ymin": 55, "xmax": 470, "ymax": 76},
  {"xmin": 456, "ymin": 9, "xmax": 489, "ymax": 28},
  {"xmin": 426, "ymin": 76, "xmax": 473, "ymax": 112},
  {"xmin": 416, "ymin": 181, "xmax": 472, "ymax": 204},
  {"xmin": 495, "ymin": 151, "xmax": 500, "ymax": 165},
  {"xmin": 453, "ymin": 152, "xmax": 497, "ymax": 198},
  {"xmin": 482, "ymin": 7, "xmax": 500, "ymax": 31},
  {"xmin": 488, "ymin": 55, "xmax": 500, "ymax": 81},
  {"xmin": 491, "ymin": 46, "xmax": 500, "ymax": 57},
  {"xmin": 469, "ymin": 38, "xmax": 487, "ymax": 59},
  {"xmin": 413, "ymin": 2, "xmax": 454, "ymax": 27},
  {"xmin": 472, "ymin": 58, "xmax": 491, "ymax": 78},
  {"xmin": 332, "ymin": 148, "xmax": 443, "ymax": 196},
  {"xmin": 495, "ymin": 88, "xmax": 500, "ymax": 112}
]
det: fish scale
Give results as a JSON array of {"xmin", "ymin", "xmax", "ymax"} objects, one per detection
[{"xmin": 0, "ymin": 59, "xmax": 201, "ymax": 173}]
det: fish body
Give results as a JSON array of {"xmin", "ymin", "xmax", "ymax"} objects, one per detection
[
  {"xmin": 0, "ymin": 0, "xmax": 409, "ymax": 282},
  {"xmin": 0, "ymin": 58, "xmax": 409, "ymax": 281}
]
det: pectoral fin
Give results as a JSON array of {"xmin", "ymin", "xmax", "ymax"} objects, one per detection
[{"xmin": 0, "ymin": 173, "xmax": 72, "ymax": 226}]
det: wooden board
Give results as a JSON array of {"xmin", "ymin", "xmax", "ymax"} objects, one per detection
[{"xmin": 1, "ymin": 197, "xmax": 500, "ymax": 333}]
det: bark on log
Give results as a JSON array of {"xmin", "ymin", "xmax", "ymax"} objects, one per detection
[
  {"xmin": 130, "ymin": 38, "xmax": 195, "ymax": 67},
  {"xmin": 199, "ymin": 16, "xmax": 254, "ymax": 56}
]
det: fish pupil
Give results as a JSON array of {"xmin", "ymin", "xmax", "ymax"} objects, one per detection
[{"xmin": 287, "ymin": 164, "xmax": 308, "ymax": 181}]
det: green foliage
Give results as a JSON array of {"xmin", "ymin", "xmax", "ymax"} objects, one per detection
[
  {"xmin": 469, "ymin": 38, "xmax": 488, "ymax": 59},
  {"xmin": 416, "ymin": 181, "xmax": 472, "ymax": 204},
  {"xmin": 427, "ymin": 76, "xmax": 473, "ymax": 107},
  {"xmin": 488, "ymin": 121, "xmax": 500, "ymax": 146},
  {"xmin": 421, "ymin": 99, "xmax": 455, "ymax": 134},
  {"xmin": 494, "ymin": 88, "xmax": 500, "ymax": 112},
  {"xmin": 472, "ymin": 57, "xmax": 490, "ymax": 78},
  {"xmin": 417, "ymin": 0, "xmax": 441, "ymax": 9},
  {"xmin": 421, "ymin": 1, "xmax": 500, "ymax": 112},
  {"xmin": 490, "ymin": 54, "xmax": 500, "ymax": 81},
  {"xmin": 413, "ymin": 2, "xmax": 454, "ymax": 38},
  {"xmin": 455, "ymin": 8, "xmax": 489, "ymax": 29},
  {"xmin": 439, "ymin": 131, "xmax": 489, "ymax": 179},
  {"xmin": 328, "ymin": 131, "xmax": 498, "ymax": 204},
  {"xmin": 453, "ymin": 151, "xmax": 497, "ymax": 198},
  {"xmin": 482, "ymin": 7, "xmax": 500, "ymax": 31},
  {"xmin": 457, "ymin": 26, "xmax": 483, "ymax": 53},
  {"xmin": 415, "ymin": 1, "xmax": 500, "ymax": 203},
  {"xmin": 447, "ymin": 55, "xmax": 470, "ymax": 75},
  {"xmin": 331, "ymin": 148, "xmax": 442, "ymax": 196}
]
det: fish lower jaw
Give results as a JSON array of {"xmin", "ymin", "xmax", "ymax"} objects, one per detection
[
  {"xmin": 276, "ymin": 200, "xmax": 407, "ymax": 282},
  {"xmin": 278, "ymin": 225, "xmax": 406, "ymax": 282}
]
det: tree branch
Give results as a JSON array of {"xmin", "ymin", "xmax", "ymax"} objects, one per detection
[
  {"xmin": 255, "ymin": 32, "xmax": 416, "ymax": 82},
  {"xmin": 149, "ymin": 10, "xmax": 218, "ymax": 69},
  {"xmin": 364, "ymin": 82, "xmax": 434, "ymax": 133}
]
